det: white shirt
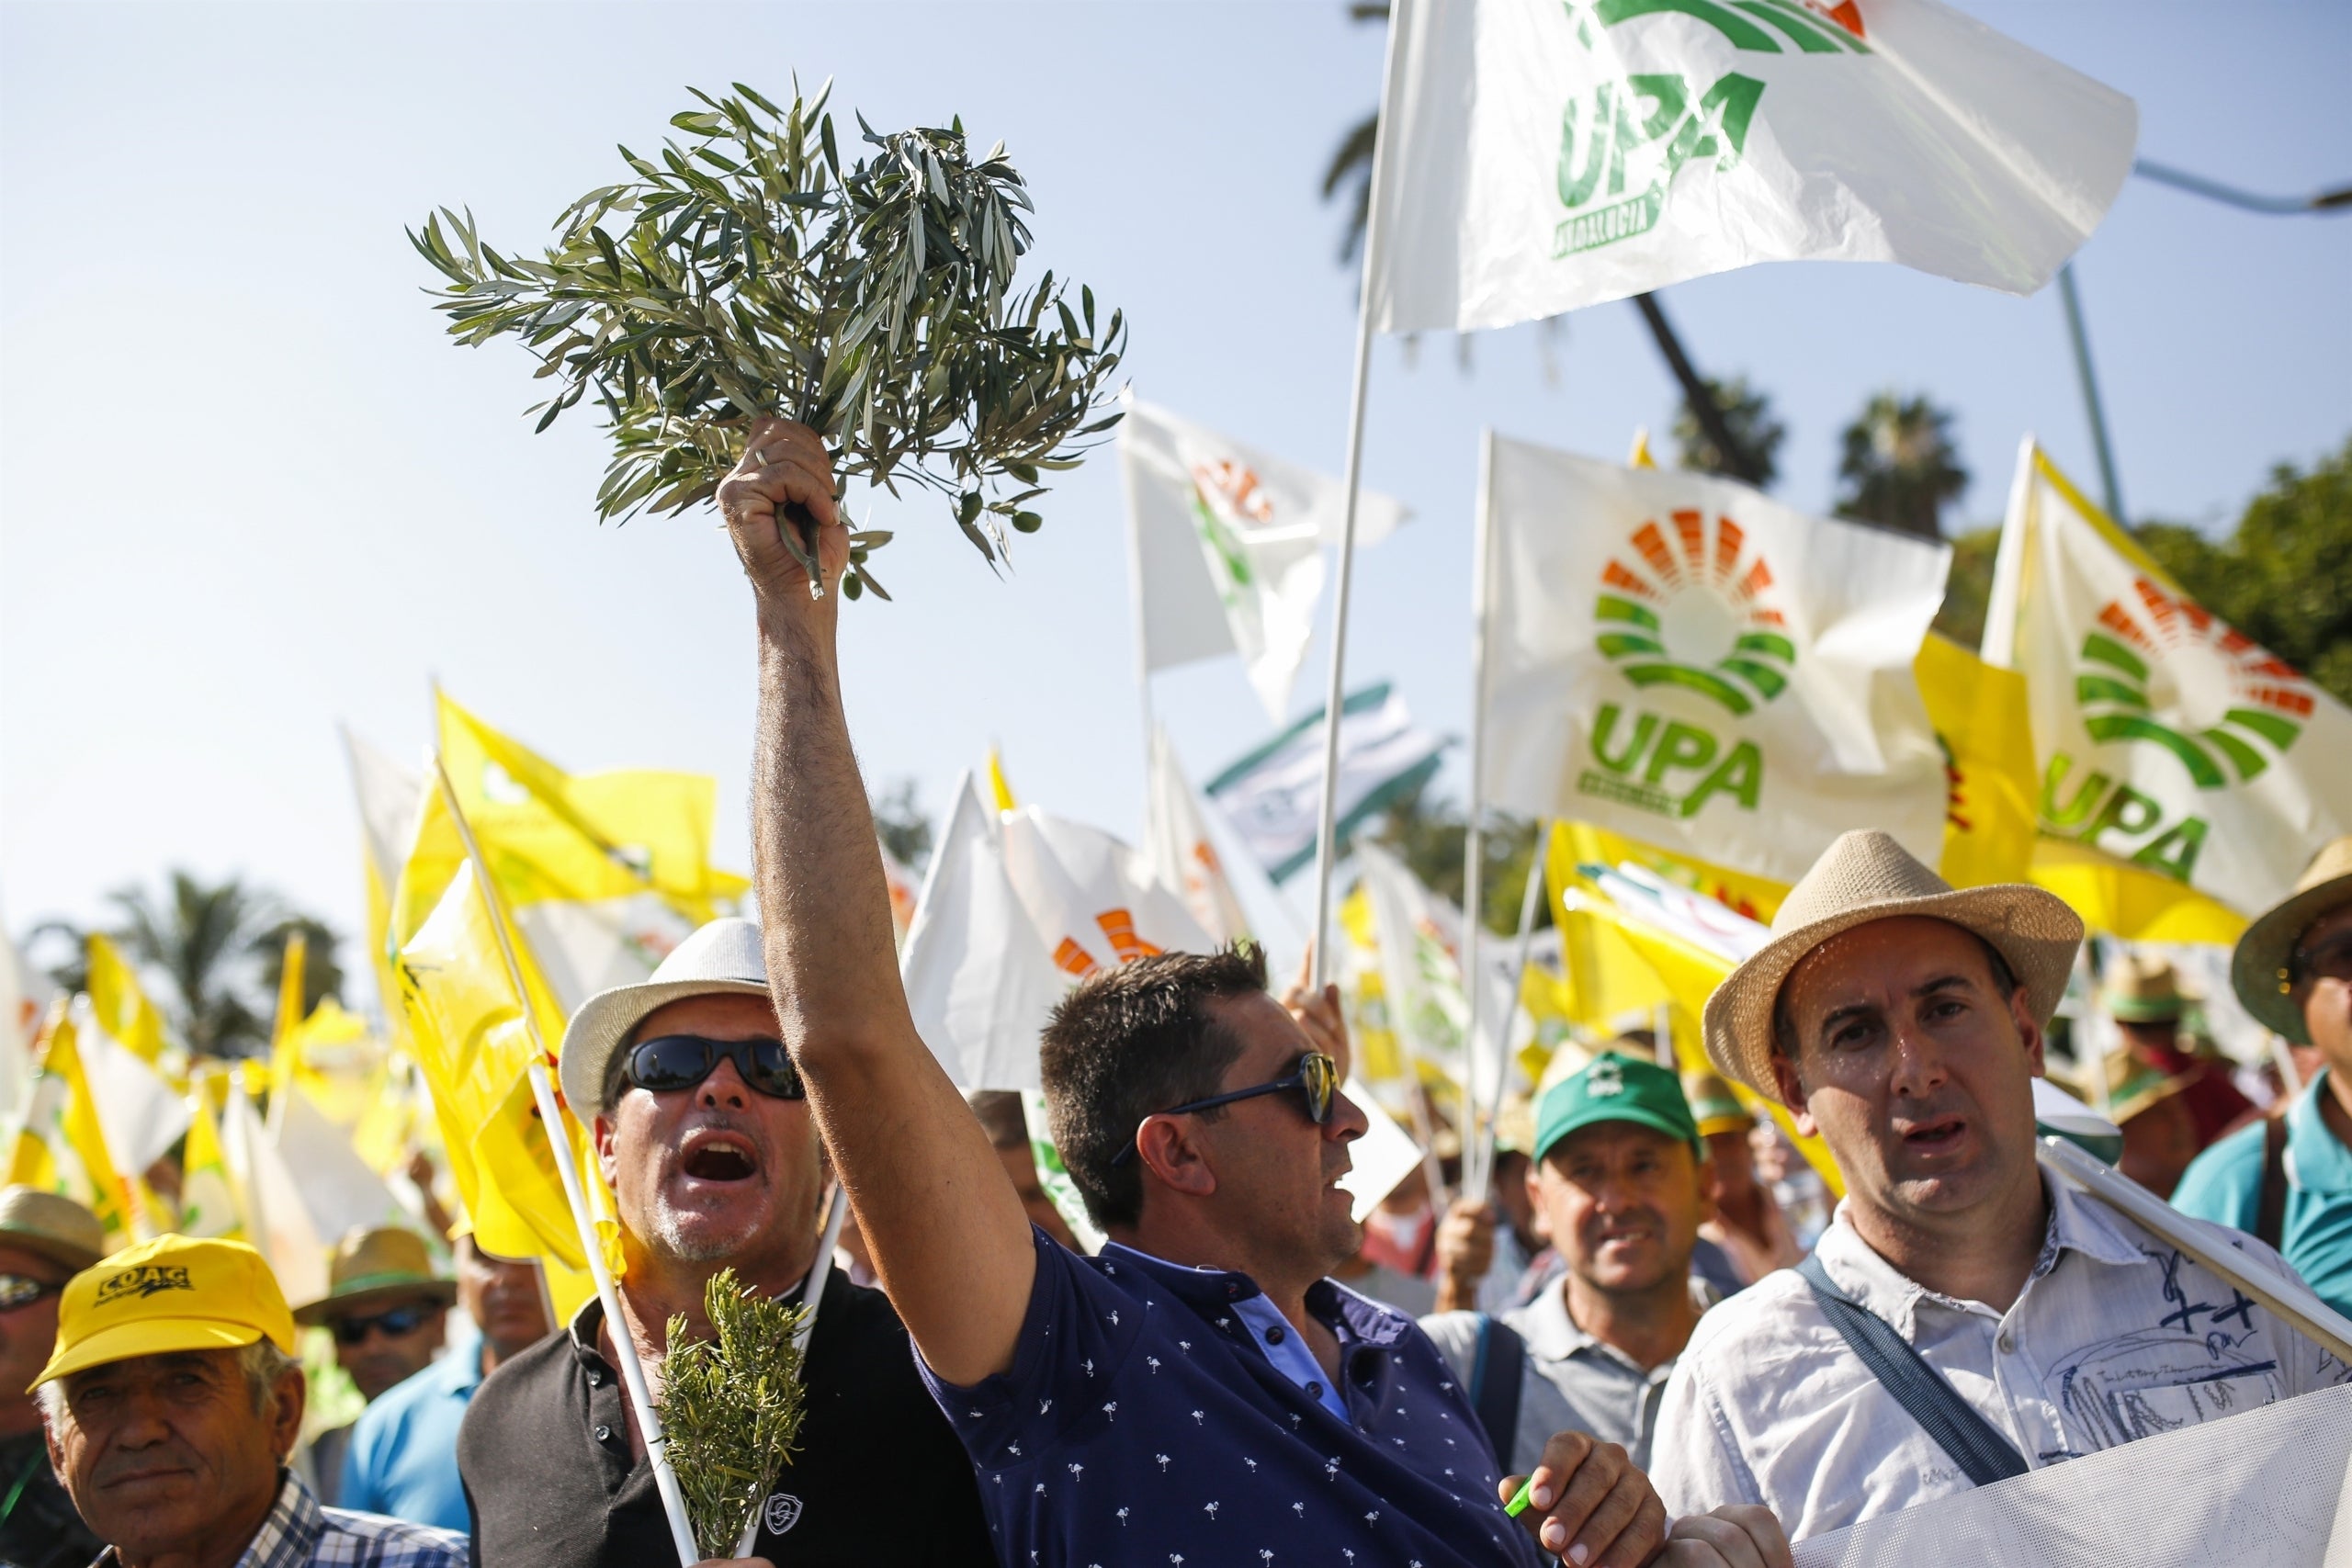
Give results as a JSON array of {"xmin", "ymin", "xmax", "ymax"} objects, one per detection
[{"xmin": 1650, "ymin": 1174, "xmax": 2352, "ymax": 1540}]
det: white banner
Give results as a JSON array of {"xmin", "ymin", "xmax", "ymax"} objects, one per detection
[
  {"xmin": 1205, "ymin": 684, "xmax": 1448, "ymax": 883},
  {"xmin": 1370, "ymin": 0, "xmax": 2137, "ymax": 333},
  {"xmin": 1481, "ymin": 433, "xmax": 1950, "ymax": 884},
  {"xmin": 1794, "ymin": 1382, "xmax": 2352, "ymax": 1567},
  {"xmin": 1123, "ymin": 392, "xmax": 1407, "ymax": 721},
  {"xmin": 2004, "ymin": 446, "xmax": 2352, "ymax": 917},
  {"xmin": 1144, "ymin": 726, "xmax": 1253, "ymax": 946}
]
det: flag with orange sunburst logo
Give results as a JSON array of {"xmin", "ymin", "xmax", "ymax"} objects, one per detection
[
  {"xmin": 1996, "ymin": 444, "xmax": 2349, "ymax": 924},
  {"xmin": 1477, "ymin": 431, "xmax": 1951, "ymax": 886}
]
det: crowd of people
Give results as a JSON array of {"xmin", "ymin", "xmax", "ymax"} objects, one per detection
[{"xmin": 9, "ymin": 423, "xmax": 2352, "ymax": 1568}]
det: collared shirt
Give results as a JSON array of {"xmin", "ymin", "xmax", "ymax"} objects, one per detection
[
  {"xmin": 457, "ymin": 1268, "xmax": 990, "ymax": 1568},
  {"xmin": 920, "ymin": 1226, "xmax": 1543, "ymax": 1568},
  {"xmin": 2175, "ymin": 1069, "xmax": 2352, "ymax": 1321},
  {"xmin": 1421, "ymin": 1282, "xmax": 1684, "ymax": 1472},
  {"xmin": 1651, "ymin": 1175, "xmax": 2352, "ymax": 1540},
  {"xmin": 95, "ymin": 1468, "xmax": 467, "ymax": 1568},
  {"xmin": 341, "ymin": 1329, "xmax": 489, "ymax": 1532}
]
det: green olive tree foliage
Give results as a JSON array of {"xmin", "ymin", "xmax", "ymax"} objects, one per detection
[{"xmin": 413, "ymin": 84, "xmax": 1125, "ymax": 600}]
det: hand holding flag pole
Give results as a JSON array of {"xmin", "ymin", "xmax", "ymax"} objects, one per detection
[{"xmin": 429, "ymin": 755, "xmax": 702, "ymax": 1567}]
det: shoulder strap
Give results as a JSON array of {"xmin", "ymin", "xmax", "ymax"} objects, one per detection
[
  {"xmin": 1794, "ymin": 1253, "xmax": 2029, "ymax": 1488},
  {"xmin": 1466, "ymin": 1313, "xmax": 1526, "ymax": 1474},
  {"xmin": 2256, "ymin": 1112, "xmax": 2291, "ymax": 1250}
]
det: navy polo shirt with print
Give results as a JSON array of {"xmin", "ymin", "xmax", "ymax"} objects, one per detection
[{"xmin": 919, "ymin": 1227, "xmax": 1544, "ymax": 1568}]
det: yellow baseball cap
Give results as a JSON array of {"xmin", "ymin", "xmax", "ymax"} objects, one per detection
[{"xmin": 31, "ymin": 1235, "xmax": 296, "ymax": 1393}]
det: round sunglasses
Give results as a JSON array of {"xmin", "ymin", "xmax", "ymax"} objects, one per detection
[
  {"xmin": 622, "ymin": 1033, "xmax": 806, "ymax": 1100},
  {"xmin": 1111, "ymin": 1051, "xmax": 1339, "ymax": 1168}
]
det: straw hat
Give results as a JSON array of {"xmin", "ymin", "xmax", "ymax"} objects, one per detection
[
  {"xmin": 2103, "ymin": 953, "xmax": 2188, "ymax": 1025},
  {"xmin": 0, "ymin": 1187, "xmax": 106, "ymax": 1274},
  {"xmin": 2047, "ymin": 1048, "xmax": 2196, "ymax": 1126},
  {"xmin": 558, "ymin": 918, "xmax": 775, "ymax": 1118},
  {"xmin": 2232, "ymin": 836, "xmax": 2352, "ymax": 1044},
  {"xmin": 291, "ymin": 1225, "xmax": 457, "ymax": 1327},
  {"xmin": 1702, "ymin": 830, "xmax": 2083, "ymax": 1095}
]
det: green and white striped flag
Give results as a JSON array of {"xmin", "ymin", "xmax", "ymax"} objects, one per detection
[{"xmin": 1204, "ymin": 684, "xmax": 1447, "ymax": 883}]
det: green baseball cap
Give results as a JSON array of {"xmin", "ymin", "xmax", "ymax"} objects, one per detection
[{"xmin": 1532, "ymin": 1051, "xmax": 1702, "ymax": 1166}]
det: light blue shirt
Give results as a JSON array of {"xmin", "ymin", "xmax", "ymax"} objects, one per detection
[
  {"xmin": 339, "ymin": 1329, "xmax": 485, "ymax": 1534},
  {"xmin": 2174, "ymin": 1069, "xmax": 2352, "ymax": 1321}
]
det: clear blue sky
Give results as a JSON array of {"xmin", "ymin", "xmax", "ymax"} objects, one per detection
[{"xmin": 5, "ymin": 1, "xmax": 2347, "ymax": 994}]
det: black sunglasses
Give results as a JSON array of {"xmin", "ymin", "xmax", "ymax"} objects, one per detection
[
  {"xmin": 333, "ymin": 1303, "xmax": 437, "ymax": 1346},
  {"xmin": 1111, "ymin": 1052, "xmax": 1339, "ymax": 1168},
  {"xmin": 0, "ymin": 1274, "xmax": 63, "ymax": 1314},
  {"xmin": 623, "ymin": 1034, "xmax": 805, "ymax": 1100}
]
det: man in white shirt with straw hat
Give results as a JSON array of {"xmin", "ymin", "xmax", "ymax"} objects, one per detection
[{"xmin": 1648, "ymin": 829, "xmax": 2349, "ymax": 1541}]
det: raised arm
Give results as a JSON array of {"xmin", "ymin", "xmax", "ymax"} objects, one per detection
[{"xmin": 721, "ymin": 418, "xmax": 1035, "ymax": 1384}]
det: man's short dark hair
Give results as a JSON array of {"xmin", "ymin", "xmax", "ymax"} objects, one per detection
[
  {"xmin": 1770, "ymin": 924, "xmax": 2021, "ymax": 1066},
  {"xmin": 1039, "ymin": 945, "xmax": 1268, "ymax": 1230}
]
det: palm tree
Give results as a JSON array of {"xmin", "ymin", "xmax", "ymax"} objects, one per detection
[
  {"xmin": 23, "ymin": 873, "xmax": 344, "ymax": 1058},
  {"xmin": 1836, "ymin": 392, "xmax": 1969, "ymax": 540},
  {"xmin": 1671, "ymin": 376, "xmax": 1786, "ymax": 489}
]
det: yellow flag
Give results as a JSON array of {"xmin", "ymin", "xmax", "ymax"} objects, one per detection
[
  {"xmin": 17, "ymin": 1009, "xmax": 140, "ymax": 1240},
  {"xmin": 1914, "ymin": 633, "xmax": 2041, "ymax": 889},
  {"xmin": 395, "ymin": 860, "xmax": 596, "ymax": 1322},
  {"xmin": 1339, "ymin": 886, "xmax": 1408, "ymax": 1084},
  {"xmin": 178, "ymin": 1092, "xmax": 243, "ymax": 1240},
  {"xmin": 988, "ymin": 746, "xmax": 1019, "ymax": 813},
  {"xmin": 84, "ymin": 936, "xmax": 166, "ymax": 1065}
]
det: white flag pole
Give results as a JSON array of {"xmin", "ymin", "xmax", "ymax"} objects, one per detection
[
  {"xmin": 429, "ymin": 757, "xmax": 702, "ymax": 1567},
  {"xmin": 1459, "ymin": 429, "xmax": 1498, "ymax": 1196},
  {"xmin": 1120, "ymin": 417, "xmax": 1159, "ymax": 792},
  {"xmin": 1308, "ymin": 0, "xmax": 1410, "ymax": 988},
  {"xmin": 2038, "ymin": 1136, "xmax": 2352, "ymax": 1363}
]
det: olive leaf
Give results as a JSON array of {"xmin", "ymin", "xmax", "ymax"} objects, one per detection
[
  {"xmin": 411, "ymin": 81, "xmax": 1125, "ymax": 599},
  {"xmin": 654, "ymin": 1268, "xmax": 810, "ymax": 1559}
]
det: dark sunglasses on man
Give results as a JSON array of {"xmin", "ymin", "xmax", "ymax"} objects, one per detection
[
  {"xmin": 332, "ymin": 1303, "xmax": 438, "ymax": 1346},
  {"xmin": 1111, "ymin": 1051, "xmax": 1339, "ymax": 1168},
  {"xmin": 0, "ymin": 1274, "xmax": 64, "ymax": 1314},
  {"xmin": 622, "ymin": 1033, "xmax": 806, "ymax": 1100}
]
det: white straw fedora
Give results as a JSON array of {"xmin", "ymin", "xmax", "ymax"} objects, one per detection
[
  {"xmin": 1702, "ymin": 830, "xmax": 2084, "ymax": 1096},
  {"xmin": 558, "ymin": 917, "xmax": 776, "ymax": 1116}
]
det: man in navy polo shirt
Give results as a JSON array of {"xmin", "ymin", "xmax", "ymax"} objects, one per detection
[{"xmin": 711, "ymin": 415, "xmax": 1791, "ymax": 1568}]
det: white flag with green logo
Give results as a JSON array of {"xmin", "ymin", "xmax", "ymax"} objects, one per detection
[
  {"xmin": 1123, "ymin": 392, "xmax": 1408, "ymax": 722},
  {"xmin": 1480, "ymin": 431, "xmax": 1950, "ymax": 884},
  {"xmin": 1205, "ymin": 684, "xmax": 1448, "ymax": 883},
  {"xmin": 1369, "ymin": 0, "xmax": 2137, "ymax": 332},
  {"xmin": 2001, "ymin": 446, "xmax": 2352, "ymax": 917}
]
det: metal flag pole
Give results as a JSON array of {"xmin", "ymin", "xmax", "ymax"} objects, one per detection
[
  {"xmin": 1458, "ymin": 428, "xmax": 1498, "ymax": 1193},
  {"xmin": 2055, "ymin": 265, "xmax": 2126, "ymax": 526},
  {"xmin": 429, "ymin": 756, "xmax": 702, "ymax": 1567},
  {"xmin": 1308, "ymin": 0, "xmax": 1410, "ymax": 988}
]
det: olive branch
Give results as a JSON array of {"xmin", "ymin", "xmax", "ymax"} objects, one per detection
[
  {"xmin": 655, "ymin": 1268, "xmax": 810, "ymax": 1559},
  {"xmin": 411, "ymin": 81, "xmax": 1126, "ymax": 600}
]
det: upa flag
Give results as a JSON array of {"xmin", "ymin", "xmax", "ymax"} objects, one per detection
[
  {"xmin": 1205, "ymin": 684, "xmax": 1448, "ymax": 883},
  {"xmin": 1369, "ymin": 0, "xmax": 2137, "ymax": 332},
  {"xmin": 1914, "ymin": 632, "xmax": 2041, "ymax": 889},
  {"xmin": 1480, "ymin": 432, "xmax": 1949, "ymax": 885},
  {"xmin": 1997, "ymin": 444, "xmax": 2352, "ymax": 923},
  {"xmin": 1123, "ymin": 392, "xmax": 1408, "ymax": 722}
]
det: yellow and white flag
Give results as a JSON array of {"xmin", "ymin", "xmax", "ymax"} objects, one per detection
[
  {"xmin": 1480, "ymin": 432, "xmax": 1951, "ymax": 886},
  {"xmin": 1991, "ymin": 444, "xmax": 2351, "ymax": 923}
]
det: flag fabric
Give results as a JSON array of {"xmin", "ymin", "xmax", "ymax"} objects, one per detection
[
  {"xmin": 1352, "ymin": 842, "xmax": 1530, "ymax": 1116},
  {"xmin": 177, "ymin": 1090, "xmax": 243, "ymax": 1240},
  {"xmin": 84, "ymin": 935, "xmax": 167, "ymax": 1066},
  {"xmin": 73, "ymin": 996, "xmax": 189, "ymax": 1186},
  {"xmin": 1368, "ymin": 0, "xmax": 2137, "ymax": 333},
  {"xmin": 220, "ymin": 1072, "xmax": 328, "ymax": 1307},
  {"xmin": 344, "ymin": 728, "xmax": 424, "ymax": 1031},
  {"xmin": 1481, "ymin": 433, "xmax": 1950, "ymax": 885},
  {"xmin": 1204, "ymin": 684, "xmax": 1448, "ymax": 883},
  {"xmin": 9, "ymin": 1008, "xmax": 134, "ymax": 1240},
  {"xmin": 1914, "ymin": 632, "xmax": 2042, "ymax": 889},
  {"xmin": 1997, "ymin": 444, "xmax": 2351, "ymax": 925},
  {"xmin": 1144, "ymin": 726, "xmax": 1253, "ymax": 945},
  {"xmin": 902, "ymin": 774, "xmax": 1216, "ymax": 1093},
  {"xmin": 274, "ymin": 1089, "xmax": 407, "ymax": 1244},
  {"xmin": 1123, "ymin": 392, "xmax": 1408, "ymax": 721}
]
